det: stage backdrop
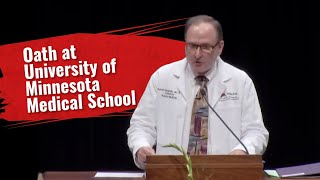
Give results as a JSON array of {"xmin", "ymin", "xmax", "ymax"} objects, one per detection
[{"xmin": 0, "ymin": 1, "xmax": 316, "ymax": 180}]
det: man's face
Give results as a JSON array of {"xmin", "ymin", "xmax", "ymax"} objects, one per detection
[{"xmin": 185, "ymin": 22, "xmax": 224, "ymax": 75}]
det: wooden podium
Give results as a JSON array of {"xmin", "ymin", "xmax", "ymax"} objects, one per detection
[{"xmin": 145, "ymin": 155, "xmax": 263, "ymax": 180}]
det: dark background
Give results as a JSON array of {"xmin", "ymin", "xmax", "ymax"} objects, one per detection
[{"xmin": 1, "ymin": 1, "xmax": 316, "ymax": 180}]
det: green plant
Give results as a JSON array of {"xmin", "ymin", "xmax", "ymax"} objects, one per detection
[{"xmin": 163, "ymin": 143, "xmax": 193, "ymax": 180}]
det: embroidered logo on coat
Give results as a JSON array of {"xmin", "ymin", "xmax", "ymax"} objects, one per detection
[{"xmin": 219, "ymin": 92, "xmax": 239, "ymax": 101}]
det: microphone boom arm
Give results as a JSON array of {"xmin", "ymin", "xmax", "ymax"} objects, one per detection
[{"xmin": 200, "ymin": 89, "xmax": 249, "ymax": 154}]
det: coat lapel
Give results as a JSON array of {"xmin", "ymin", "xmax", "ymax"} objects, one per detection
[
  {"xmin": 172, "ymin": 58, "xmax": 188, "ymax": 102},
  {"xmin": 207, "ymin": 58, "xmax": 231, "ymax": 107},
  {"xmin": 208, "ymin": 81, "xmax": 226, "ymax": 107}
]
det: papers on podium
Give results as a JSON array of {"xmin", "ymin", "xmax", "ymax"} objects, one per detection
[
  {"xmin": 95, "ymin": 171, "xmax": 145, "ymax": 178},
  {"xmin": 276, "ymin": 162, "xmax": 320, "ymax": 178},
  {"xmin": 264, "ymin": 170, "xmax": 280, "ymax": 177}
]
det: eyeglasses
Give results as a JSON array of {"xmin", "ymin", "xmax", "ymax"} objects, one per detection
[{"xmin": 186, "ymin": 41, "xmax": 221, "ymax": 53}]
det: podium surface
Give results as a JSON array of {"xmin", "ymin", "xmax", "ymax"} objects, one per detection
[{"xmin": 145, "ymin": 155, "xmax": 263, "ymax": 180}]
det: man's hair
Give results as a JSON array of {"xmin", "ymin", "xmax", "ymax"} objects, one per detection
[{"xmin": 184, "ymin": 15, "xmax": 223, "ymax": 41}]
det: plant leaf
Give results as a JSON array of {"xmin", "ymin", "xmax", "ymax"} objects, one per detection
[{"xmin": 163, "ymin": 143, "xmax": 194, "ymax": 180}]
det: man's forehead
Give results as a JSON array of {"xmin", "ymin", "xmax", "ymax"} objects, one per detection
[{"xmin": 186, "ymin": 23, "xmax": 217, "ymax": 39}]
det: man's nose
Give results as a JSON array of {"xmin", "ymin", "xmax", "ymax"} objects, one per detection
[{"xmin": 194, "ymin": 46, "xmax": 203, "ymax": 59}]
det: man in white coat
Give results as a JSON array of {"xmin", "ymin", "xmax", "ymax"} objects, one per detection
[{"xmin": 127, "ymin": 15, "xmax": 269, "ymax": 169}]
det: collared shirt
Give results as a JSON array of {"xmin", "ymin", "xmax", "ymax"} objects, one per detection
[
  {"xmin": 186, "ymin": 59, "xmax": 219, "ymax": 103},
  {"xmin": 182, "ymin": 59, "xmax": 219, "ymax": 148}
]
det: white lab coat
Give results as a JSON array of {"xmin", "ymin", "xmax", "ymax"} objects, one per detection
[{"xmin": 127, "ymin": 57, "xmax": 269, "ymax": 169}]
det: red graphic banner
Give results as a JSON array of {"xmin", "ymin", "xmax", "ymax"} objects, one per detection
[{"xmin": 0, "ymin": 33, "xmax": 185, "ymax": 122}]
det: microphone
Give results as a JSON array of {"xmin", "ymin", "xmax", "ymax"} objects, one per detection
[{"xmin": 200, "ymin": 88, "xmax": 249, "ymax": 154}]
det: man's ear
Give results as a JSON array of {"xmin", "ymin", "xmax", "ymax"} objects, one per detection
[{"xmin": 218, "ymin": 40, "xmax": 225, "ymax": 55}]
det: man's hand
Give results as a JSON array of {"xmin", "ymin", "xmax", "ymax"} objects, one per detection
[
  {"xmin": 229, "ymin": 149, "xmax": 247, "ymax": 155},
  {"xmin": 136, "ymin": 146, "xmax": 156, "ymax": 164}
]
